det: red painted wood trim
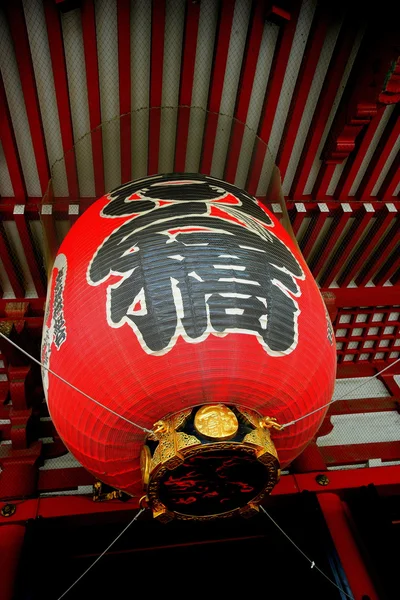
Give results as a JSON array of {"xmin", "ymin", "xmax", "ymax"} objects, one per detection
[
  {"xmin": 174, "ymin": 0, "xmax": 200, "ymax": 172},
  {"xmin": 81, "ymin": 0, "xmax": 105, "ymax": 197},
  {"xmin": 312, "ymin": 163, "xmax": 336, "ymax": 199},
  {"xmin": 224, "ymin": 0, "xmax": 264, "ymax": 183},
  {"xmin": 6, "ymin": 1, "xmax": 50, "ymax": 195},
  {"xmin": 13, "ymin": 208, "xmax": 46, "ymax": 297},
  {"xmin": 117, "ymin": 0, "xmax": 132, "ymax": 184},
  {"xmin": 246, "ymin": 2, "xmax": 300, "ymax": 195},
  {"xmin": 338, "ymin": 206, "xmax": 394, "ymax": 286},
  {"xmin": 327, "ymin": 397, "xmax": 400, "ymax": 416},
  {"xmin": 320, "ymin": 206, "xmax": 374, "ymax": 287},
  {"xmin": 300, "ymin": 205, "xmax": 328, "ymax": 260},
  {"xmin": 320, "ymin": 441, "xmax": 400, "ymax": 467},
  {"xmin": 326, "ymin": 285, "xmax": 400, "ymax": 308},
  {"xmin": 378, "ymin": 151, "xmax": 400, "ymax": 201},
  {"xmin": 276, "ymin": 5, "xmax": 331, "ymax": 179},
  {"xmin": 0, "ymin": 75, "xmax": 27, "ymax": 202},
  {"xmin": 0, "ymin": 524, "xmax": 26, "ymax": 600},
  {"xmin": 318, "ymin": 494, "xmax": 379, "ymax": 600},
  {"xmin": 291, "ymin": 17, "xmax": 358, "ymax": 198},
  {"xmin": 336, "ymin": 107, "xmax": 386, "ymax": 200},
  {"xmin": 43, "ymin": 0, "xmax": 79, "ymax": 199},
  {"xmin": 200, "ymin": 0, "xmax": 235, "ymax": 175},
  {"xmin": 148, "ymin": 0, "xmax": 166, "ymax": 176},
  {"xmin": 358, "ymin": 106, "xmax": 400, "ymax": 200},
  {"xmin": 0, "ymin": 226, "xmax": 24, "ymax": 298}
]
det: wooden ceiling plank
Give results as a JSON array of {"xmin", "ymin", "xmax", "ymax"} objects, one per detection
[
  {"xmin": 335, "ymin": 108, "xmax": 386, "ymax": 201},
  {"xmin": 13, "ymin": 206, "xmax": 46, "ymax": 298},
  {"xmin": 355, "ymin": 217, "xmax": 399, "ymax": 286},
  {"xmin": 6, "ymin": 0, "xmax": 50, "ymax": 196},
  {"xmin": 275, "ymin": 4, "xmax": 331, "ymax": 180},
  {"xmin": 0, "ymin": 226, "xmax": 24, "ymax": 298},
  {"xmin": 224, "ymin": 0, "xmax": 265, "ymax": 184},
  {"xmin": 378, "ymin": 151, "xmax": 400, "ymax": 201},
  {"xmin": 174, "ymin": 0, "xmax": 200, "ymax": 172},
  {"xmin": 292, "ymin": 13, "xmax": 358, "ymax": 199},
  {"xmin": 148, "ymin": 0, "xmax": 166, "ymax": 175},
  {"xmin": 358, "ymin": 106, "xmax": 400, "ymax": 201},
  {"xmin": 338, "ymin": 206, "xmax": 395, "ymax": 286},
  {"xmin": 320, "ymin": 205, "xmax": 375, "ymax": 287},
  {"xmin": 199, "ymin": 0, "xmax": 236, "ymax": 175},
  {"xmin": 246, "ymin": 2, "xmax": 300, "ymax": 195},
  {"xmin": 81, "ymin": 0, "xmax": 105, "ymax": 197},
  {"xmin": 117, "ymin": 0, "xmax": 132, "ymax": 184},
  {"xmin": 311, "ymin": 204, "xmax": 353, "ymax": 279},
  {"xmin": 43, "ymin": 0, "xmax": 79, "ymax": 199},
  {"xmin": 0, "ymin": 74, "xmax": 27, "ymax": 203}
]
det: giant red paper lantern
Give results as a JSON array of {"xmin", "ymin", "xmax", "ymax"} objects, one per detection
[{"xmin": 42, "ymin": 174, "xmax": 336, "ymax": 520}]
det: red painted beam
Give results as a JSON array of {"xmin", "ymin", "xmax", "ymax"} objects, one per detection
[
  {"xmin": 13, "ymin": 206, "xmax": 46, "ymax": 298},
  {"xmin": 0, "ymin": 75, "xmax": 26, "ymax": 202},
  {"xmin": 336, "ymin": 107, "xmax": 386, "ymax": 201},
  {"xmin": 291, "ymin": 14, "xmax": 358, "ymax": 198},
  {"xmin": 300, "ymin": 204, "xmax": 329, "ymax": 260},
  {"xmin": 327, "ymin": 397, "xmax": 400, "ymax": 416},
  {"xmin": 318, "ymin": 494, "xmax": 379, "ymax": 600},
  {"xmin": 81, "ymin": 0, "xmax": 105, "ymax": 198},
  {"xmin": 43, "ymin": 0, "xmax": 79, "ymax": 199},
  {"xmin": 338, "ymin": 205, "xmax": 394, "ymax": 286},
  {"xmin": 0, "ymin": 225, "xmax": 24, "ymax": 298},
  {"xmin": 38, "ymin": 466, "xmax": 95, "ymax": 493},
  {"xmin": 0, "ymin": 524, "xmax": 26, "ymax": 600},
  {"xmin": 246, "ymin": 2, "xmax": 300, "ymax": 196},
  {"xmin": 6, "ymin": 1, "xmax": 50, "ymax": 196},
  {"xmin": 373, "ymin": 251, "xmax": 400, "ymax": 286},
  {"xmin": 378, "ymin": 151, "xmax": 400, "ymax": 201},
  {"xmin": 200, "ymin": 0, "xmax": 235, "ymax": 175},
  {"xmin": 320, "ymin": 441, "xmax": 400, "ymax": 467},
  {"xmin": 358, "ymin": 105, "xmax": 400, "ymax": 200},
  {"xmin": 276, "ymin": 4, "xmax": 331, "ymax": 180},
  {"xmin": 326, "ymin": 285, "xmax": 400, "ymax": 308},
  {"xmin": 312, "ymin": 162, "xmax": 336, "ymax": 200},
  {"xmin": 148, "ymin": 0, "xmax": 166, "ymax": 176},
  {"xmin": 117, "ymin": 0, "xmax": 132, "ymax": 184},
  {"xmin": 320, "ymin": 205, "xmax": 375, "ymax": 287},
  {"xmin": 224, "ymin": 0, "xmax": 265, "ymax": 184},
  {"xmin": 310, "ymin": 204, "xmax": 353, "ymax": 279},
  {"xmin": 355, "ymin": 216, "xmax": 399, "ymax": 286},
  {"xmin": 174, "ymin": 0, "xmax": 200, "ymax": 172}
]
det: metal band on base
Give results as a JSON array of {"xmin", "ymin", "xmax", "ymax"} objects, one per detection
[{"xmin": 141, "ymin": 405, "xmax": 280, "ymax": 522}]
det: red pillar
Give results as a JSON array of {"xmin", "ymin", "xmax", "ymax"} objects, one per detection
[
  {"xmin": 318, "ymin": 493, "xmax": 379, "ymax": 600},
  {"xmin": 0, "ymin": 524, "xmax": 25, "ymax": 600}
]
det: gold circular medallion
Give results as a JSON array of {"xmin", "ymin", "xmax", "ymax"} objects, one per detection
[{"xmin": 194, "ymin": 404, "xmax": 239, "ymax": 440}]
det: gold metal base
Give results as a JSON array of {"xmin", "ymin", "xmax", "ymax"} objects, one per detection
[{"xmin": 141, "ymin": 405, "xmax": 280, "ymax": 522}]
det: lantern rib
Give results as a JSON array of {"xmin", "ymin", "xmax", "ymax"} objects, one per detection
[{"xmin": 0, "ymin": 332, "xmax": 153, "ymax": 435}]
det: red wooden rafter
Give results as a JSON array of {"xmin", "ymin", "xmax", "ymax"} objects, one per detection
[{"xmin": 81, "ymin": 0, "xmax": 105, "ymax": 197}]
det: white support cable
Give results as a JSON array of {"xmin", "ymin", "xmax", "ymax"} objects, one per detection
[
  {"xmin": 281, "ymin": 356, "xmax": 400, "ymax": 429},
  {"xmin": 260, "ymin": 506, "xmax": 354, "ymax": 600},
  {"xmin": 0, "ymin": 332, "xmax": 153, "ymax": 435},
  {"xmin": 57, "ymin": 508, "xmax": 145, "ymax": 599}
]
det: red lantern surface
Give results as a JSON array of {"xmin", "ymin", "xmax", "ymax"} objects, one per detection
[{"xmin": 42, "ymin": 174, "xmax": 336, "ymax": 501}]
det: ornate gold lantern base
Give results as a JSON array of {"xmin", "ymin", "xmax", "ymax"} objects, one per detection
[{"xmin": 141, "ymin": 405, "xmax": 280, "ymax": 522}]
